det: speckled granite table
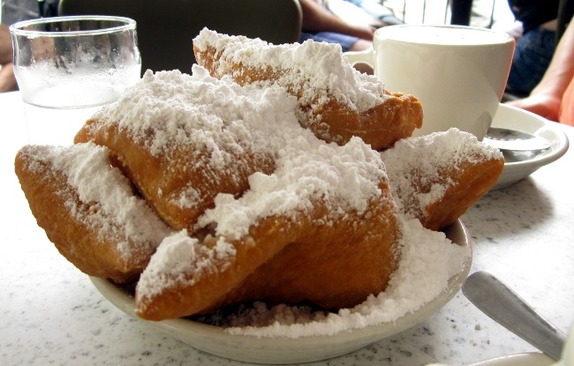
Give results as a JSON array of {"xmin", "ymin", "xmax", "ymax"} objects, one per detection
[{"xmin": 1, "ymin": 90, "xmax": 573, "ymax": 366}]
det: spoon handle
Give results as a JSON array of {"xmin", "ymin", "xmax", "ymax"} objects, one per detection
[{"xmin": 462, "ymin": 271, "xmax": 567, "ymax": 361}]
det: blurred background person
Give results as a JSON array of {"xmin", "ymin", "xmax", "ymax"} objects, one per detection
[
  {"xmin": 1, "ymin": 0, "xmax": 59, "ymax": 92},
  {"xmin": 0, "ymin": 24, "xmax": 16, "ymax": 92},
  {"xmin": 1, "ymin": 0, "xmax": 39, "ymax": 92},
  {"xmin": 298, "ymin": 0, "xmax": 403, "ymax": 51},
  {"xmin": 507, "ymin": 18, "xmax": 574, "ymax": 125},
  {"xmin": 505, "ymin": 0, "xmax": 564, "ymax": 96},
  {"xmin": 298, "ymin": 0, "xmax": 376, "ymax": 51}
]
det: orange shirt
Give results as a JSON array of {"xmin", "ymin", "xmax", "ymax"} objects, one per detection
[{"xmin": 560, "ymin": 76, "xmax": 574, "ymax": 125}]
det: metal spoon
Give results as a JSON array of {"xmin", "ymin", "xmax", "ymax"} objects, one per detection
[
  {"xmin": 462, "ymin": 271, "xmax": 567, "ymax": 361},
  {"xmin": 484, "ymin": 127, "xmax": 551, "ymax": 153}
]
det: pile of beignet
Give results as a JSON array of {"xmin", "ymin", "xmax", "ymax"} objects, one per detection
[{"xmin": 14, "ymin": 29, "xmax": 504, "ymax": 322}]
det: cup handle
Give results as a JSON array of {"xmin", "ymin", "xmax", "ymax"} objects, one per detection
[{"xmin": 344, "ymin": 47, "xmax": 375, "ymax": 69}]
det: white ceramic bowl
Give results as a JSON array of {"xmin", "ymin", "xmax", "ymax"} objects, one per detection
[
  {"xmin": 491, "ymin": 104, "xmax": 569, "ymax": 190},
  {"xmin": 91, "ymin": 220, "xmax": 471, "ymax": 364}
]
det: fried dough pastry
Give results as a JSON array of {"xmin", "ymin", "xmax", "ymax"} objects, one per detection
[
  {"xmin": 220, "ymin": 186, "xmax": 399, "ymax": 312},
  {"xmin": 192, "ymin": 28, "xmax": 423, "ymax": 150},
  {"xmin": 381, "ymin": 128, "xmax": 505, "ymax": 231},
  {"xmin": 75, "ymin": 69, "xmax": 276, "ymax": 232},
  {"xmin": 136, "ymin": 180, "xmax": 399, "ymax": 320},
  {"xmin": 15, "ymin": 143, "xmax": 173, "ymax": 283}
]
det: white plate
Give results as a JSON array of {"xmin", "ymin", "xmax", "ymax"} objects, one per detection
[
  {"xmin": 469, "ymin": 352, "xmax": 554, "ymax": 366},
  {"xmin": 490, "ymin": 104, "xmax": 569, "ymax": 190},
  {"xmin": 91, "ymin": 220, "xmax": 471, "ymax": 364}
]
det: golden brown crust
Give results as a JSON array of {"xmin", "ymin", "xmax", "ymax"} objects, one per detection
[
  {"xmin": 313, "ymin": 93, "xmax": 424, "ymax": 150},
  {"xmin": 224, "ymin": 181, "xmax": 400, "ymax": 311},
  {"xmin": 135, "ymin": 214, "xmax": 302, "ymax": 320},
  {"xmin": 15, "ymin": 145, "xmax": 170, "ymax": 283},
  {"xmin": 381, "ymin": 130, "xmax": 505, "ymax": 231},
  {"xmin": 402, "ymin": 155, "xmax": 503, "ymax": 231},
  {"xmin": 420, "ymin": 157, "xmax": 503, "ymax": 230}
]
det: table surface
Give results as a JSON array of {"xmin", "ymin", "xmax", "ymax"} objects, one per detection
[{"xmin": 1, "ymin": 90, "xmax": 573, "ymax": 366}]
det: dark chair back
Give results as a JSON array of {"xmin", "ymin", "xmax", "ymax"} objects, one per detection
[{"xmin": 59, "ymin": 0, "xmax": 302, "ymax": 74}]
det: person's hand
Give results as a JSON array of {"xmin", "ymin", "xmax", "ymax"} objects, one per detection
[
  {"xmin": 506, "ymin": 93, "xmax": 562, "ymax": 122},
  {"xmin": 347, "ymin": 24, "xmax": 376, "ymax": 40}
]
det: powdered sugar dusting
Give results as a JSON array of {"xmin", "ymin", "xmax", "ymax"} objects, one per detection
[
  {"xmin": 193, "ymin": 28, "xmax": 387, "ymax": 112},
  {"xmin": 22, "ymin": 143, "xmax": 173, "ymax": 260},
  {"xmin": 198, "ymin": 136, "xmax": 385, "ymax": 240},
  {"xmin": 91, "ymin": 67, "xmax": 285, "ymax": 159},
  {"xmin": 137, "ymin": 230, "xmax": 237, "ymax": 298},
  {"xmin": 381, "ymin": 128, "xmax": 503, "ymax": 216}
]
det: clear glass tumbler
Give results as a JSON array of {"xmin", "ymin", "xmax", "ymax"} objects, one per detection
[{"xmin": 10, "ymin": 15, "xmax": 142, "ymax": 144}]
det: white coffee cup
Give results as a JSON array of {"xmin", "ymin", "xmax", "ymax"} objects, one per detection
[{"xmin": 346, "ymin": 24, "xmax": 515, "ymax": 140}]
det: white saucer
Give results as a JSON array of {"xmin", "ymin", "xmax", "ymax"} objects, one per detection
[
  {"xmin": 490, "ymin": 104, "xmax": 569, "ymax": 190},
  {"xmin": 91, "ymin": 220, "xmax": 471, "ymax": 364},
  {"xmin": 469, "ymin": 352, "xmax": 554, "ymax": 366}
]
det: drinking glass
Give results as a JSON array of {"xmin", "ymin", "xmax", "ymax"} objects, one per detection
[{"xmin": 10, "ymin": 15, "xmax": 141, "ymax": 144}]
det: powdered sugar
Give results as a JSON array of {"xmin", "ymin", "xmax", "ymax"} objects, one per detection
[
  {"xmin": 22, "ymin": 143, "xmax": 173, "ymax": 260},
  {"xmin": 193, "ymin": 28, "xmax": 387, "ymax": 112},
  {"xmin": 137, "ymin": 230, "xmax": 237, "ymax": 298},
  {"xmin": 198, "ymin": 136, "xmax": 385, "ymax": 240},
  {"xmin": 217, "ymin": 215, "xmax": 469, "ymax": 338},
  {"xmin": 91, "ymin": 67, "xmax": 288, "ymax": 159},
  {"xmin": 381, "ymin": 128, "xmax": 503, "ymax": 216}
]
